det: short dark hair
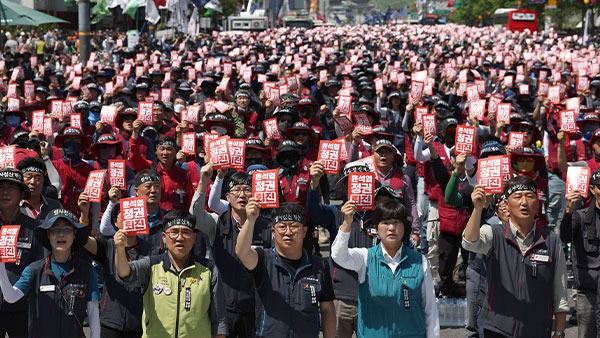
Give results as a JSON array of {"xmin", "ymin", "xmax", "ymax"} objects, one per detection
[
  {"xmin": 226, "ymin": 171, "xmax": 252, "ymax": 191},
  {"xmin": 372, "ymin": 199, "xmax": 410, "ymax": 242},
  {"xmin": 111, "ymin": 203, "xmax": 121, "ymax": 232},
  {"xmin": 503, "ymin": 175, "xmax": 538, "ymax": 196}
]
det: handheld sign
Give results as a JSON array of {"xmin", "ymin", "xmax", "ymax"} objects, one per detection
[
  {"xmin": 70, "ymin": 113, "xmax": 82, "ymax": 130},
  {"xmin": 337, "ymin": 95, "xmax": 352, "ymax": 116},
  {"xmin": 203, "ymin": 133, "xmax": 219, "ymax": 156},
  {"xmin": 466, "ymin": 85, "xmax": 480, "ymax": 101},
  {"xmin": 566, "ymin": 167, "xmax": 591, "ymax": 198},
  {"xmin": 508, "ymin": 132, "xmax": 527, "ymax": 152},
  {"xmin": 120, "ymin": 197, "xmax": 149, "ymax": 235},
  {"xmin": 348, "ymin": 172, "xmax": 376, "ymax": 210},
  {"xmin": 422, "ymin": 114, "xmax": 437, "ymax": 135},
  {"xmin": 182, "ymin": 105, "xmax": 201, "ymax": 124},
  {"xmin": 207, "ymin": 136, "xmax": 229, "ymax": 169},
  {"xmin": 410, "ymin": 81, "xmax": 424, "ymax": 99},
  {"xmin": 354, "ymin": 112, "xmax": 373, "ymax": 135},
  {"xmin": 496, "ymin": 103, "xmax": 511, "ymax": 125},
  {"xmin": 0, "ymin": 145, "xmax": 16, "ymax": 168},
  {"xmin": 560, "ymin": 110, "xmax": 578, "ymax": 133},
  {"xmin": 32, "ymin": 111, "xmax": 45, "ymax": 133},
  {"xmin": 334, "ymin": 115, "xmax": 354, "ymax": 134},
  {"xmin": 227, "ymin": 139, "xmax": 246, "ymax": 170},
  {"xmin": 455, "ymin": 125, "xmax": 477, "ymax": 155},
  {"xmin": 468, "ymin": 100, "xmax": 486, "ymax": 120},
  {"xmin": 181, "ymin": 132, "xmax": 196, "ymax": 156},
  {"xmin": 263, "ymin": 118, "xmax": 282, "ymax": 140},
  {"xmin": 108, "ymin": 160, "xmax": 126, "ymax": 189},
  {"xmin": 317, "ymin": 140, "xmax": 342, "ymax": 175},
  {"xmin": 138, "ymin": 101, "xmax": 154, "ymax": 125},
  {"xmin": 84, "ymin": 170, "xmax": 106, "ymax": 203},
  {"xmin": 0, "ymin": 225, "xmax": 20, "ymax": 263},
  {"xmin": 100, "ymin": 106, "xmax": 118, "ymax": 125},
  {"xmin": 477, "ymin": 155, "xmax": 507, "ymax": 193},
  {"xmin": 252, "ymin": 169, "xmax": 280, "ymax": 208},
  {"xmin": 537, "ymin": 82, "xmax": 549, "ymax": 97},
  {"xmin": 414, "ymin": 106, "xmax": 429, "ymax": 125},
  {"xmin": 548, "ymin": 86, "xmax": 561, "ymax": 104}
]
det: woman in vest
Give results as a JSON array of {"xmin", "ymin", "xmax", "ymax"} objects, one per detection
[
  {"xmin": 331, "ymin": 199, "xmax": 439, "ymax": 338},
  {"xmin": 0, "ymin": 208, "xmax": 100, "ymax": 338}
]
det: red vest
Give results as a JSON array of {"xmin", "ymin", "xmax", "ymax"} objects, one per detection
[
  {"xmin": 547, "ymin": 135, "xmax": 588, "ymax": 176},
  {"xmin": 279, "ymin": 164, "xmax": 311, "ymax": 208},
  {"xmin": 423, "ymin": 141, "xmax": 452, "ymax": 197}
]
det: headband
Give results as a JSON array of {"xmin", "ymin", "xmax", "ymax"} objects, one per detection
[
  {"xmin": 164, "ymin": 218, "xmax": 195, "ymax": 230},
  {"xmin": 135, "ymin": 174, "xmax": 161, "ymax": 187},
  {"xmin": 506, "ymin": 184, "xmax": 537, "ymax": 197},
  {"xmin": 21, "ymin": 166, "xmax": 45, "ymax": 174},
  {"xmin": 156, "ymin": 139, "xmax": 177, "ymax": 148},
  {"xmin": 273, "ymin": 213, "xmax": 306, "ymax": 225}
]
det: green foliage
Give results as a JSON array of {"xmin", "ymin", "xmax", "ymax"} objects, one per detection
[
  {"xmin": 451, "ymin": 0, "xmax": 519, "ymax": 25},
  {"xmin": 220, "ymin": 0, "xmax": 238, "ymax": 17}
]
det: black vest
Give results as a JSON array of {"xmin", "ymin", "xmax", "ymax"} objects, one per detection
[
  {"xmin": 0, "ymin": 215, "xmax": 43, "ymax": 313},
  {"xmin": 99, "ymin": 238, "xmax": 156, "ymax": 332},
  {"xmin": 213, "ymin": 209, "xmax": 272, "ymax": 313},
  {"xmin": 255, "ymin": 248, "xmax": 325, "ymax": 338},
  {"xmin": 28, "ymin": 256, "xmax": 92, "ymax": 338},
  {"xmin": 570, "ymin": 205, "xmax": 600, "ymax": 291},
  {"xmin": 480, "ymin": 223, "xmax": 558, "ymax": 338}
]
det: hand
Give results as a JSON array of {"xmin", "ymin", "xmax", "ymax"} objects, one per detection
[
  {"xmin": 455, "ymin": 152, "xmax": 467, "ymax": 169},
  {"xmin": 78, "ymin": 192, "xmax": 90, "ymax": 215},
  {"xmin": 340, "ymin": 201, "xmax": 357, "ymax": 225},
  {"xmin": 40, "ymin": 141, "xmax": 49, "ymax": 158},
  {"xmin": 176, "ymin": 121, "xmax": 189, "ymax": 134},
  {"xmin": 108, "ymin": 186, "xmax": 121, "ymax": 204},
  {"xmin": 471, "ymin": 185, "xmax": 487, "ymax": 210},
  {"xmin": 200, "ymin": 162, "xmax": 214, "ymax": 187},
  {"xmin": 264, "ymin": 137, "xmax": 273, "ymax": 148},
  {"xmin": 29, "ymin": 129, "xmax": 40, "ymax": 140},
  {"xmin": 351, "ymin": 127, "xmax": 363, "ymax": 145},
  {"xmin": 423, "ymin": 132, "xmax": 434, "ymax": 146},
  {"xmin": 176, "ymin": 150, "xmax": 186, "ymax": 164},
  {"xmin": 557, "ymin": 130, "xmax": 566, "ymax": 144},
  {"xmin": 565, "ymin": 190, "xmax": 582, "ymax": 214},
  {"xmin": 95, "ymin": 120, "xmax": 104, "ymax": 134},
  {"xmin": 320, "ymin": 104, "xmax": 328, "ymax": 114},
  {"xmin": 309, "ymin": 161, "xmax": 324, "ymax": 189},
  {"xmin": 217, "ymin": 168, "xmax": 227, "ymax": 179},
  {"xmin": 245, "ymin": 198, "xmax": 260, "ymax": 223},
  {"xmin": 132, "ymin": 119, "xmax": 143, "ymax": 138},
  {"xmin": 114, "ymin": 229, "xmax": 128, "ymax": 248},
  {"xmin": 412, "ymin": 124, "xmax": 423, "ymax": 137}
]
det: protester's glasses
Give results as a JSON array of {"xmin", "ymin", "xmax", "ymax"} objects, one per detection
[
  {"xmin": 165, "ymin": 229, "xmax": 194, "ymax": 239},
  {"xmin": 123, "ymin": 115, "xmax": 136, "ymax": 121},
  {"xmin": 229, "ymin": 188, "xmax": 252, "ymax": 196},
  {"xmin": 48, "ymin": 226, "xmax": 75, "ymax": 235},
  {"xmin": 514, "ymin": 127, "xmax": 533, "ymax": 134},
  {"xmin": 275, "ymin": 223, "xmax": 302, "ymax": 234},
  {"xmin": 445, "ymin": 126, "xmax": 456, "ymax": 134},
  {"xmin": 295, "ymin": 131, "xmax": 309, "ymax": 137}
]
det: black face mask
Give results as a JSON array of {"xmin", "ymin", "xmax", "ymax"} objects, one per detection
[
  {"xmin": 279, "ymin": 120, "xmax": 291, "ymax": 134},
  {"xmin": 299, "ymin": 108, "xmax": 312, "ymax": 119},
  {"xmin": 441, "ymin": 132, "xmax": 455, "ymax": 147},
  {"xmin": 279, "ymin": 155, "xmax": 299, "ymax": 172}
]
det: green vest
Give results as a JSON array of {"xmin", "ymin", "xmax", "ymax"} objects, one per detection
[
  {"xmin": 357, "ymin": 244, "xmax": 426, "ymax": 338},
  {"xmin": 142, "ymin": 257, "xmax": 212, "ymax": 338}
]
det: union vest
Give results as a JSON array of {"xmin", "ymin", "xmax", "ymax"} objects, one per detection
[{"xmin": 479, "ymin": 223, "xmax": 559, "ymax": 337}]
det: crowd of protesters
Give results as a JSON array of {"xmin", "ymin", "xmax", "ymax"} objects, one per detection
[{"xmin": 0, "ymin": 21, "xmax": 597, "ymax": 337}]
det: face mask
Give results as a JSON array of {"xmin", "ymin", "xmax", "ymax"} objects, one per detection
[
  {"xmin": 174, "ymin": 104, "xmax": 185, "ymax": 113},
  {"xmin": 441, "ymin": 132, "xmax": 455, "ymax": 147},
  {"xmin": 517, "ymin": 160, "xmax": 535, "ymax": 173},
  {"xmin": 278, "ymin": 120, "xmax": 291, "ymax": 134},
  {"xmin": 245, "ymin": 157, "xmax": 263, "ymax": 167},
  {"xmin": 279, "ymin": 156, "xmax": 298, "ymax": 170},
  {"xmin": 298, "ymin": 142, "xmax": 309, "ymax": 154},
  {"xmin": 299, "ymin": 108, "xmax": 312, "ymax": 119},
  {"xmin": 88, "ymin": 111, "xmax": 100, "ymax": 126},
  {"xmin": 62, "ymin": 142, "xmax": 82, "ymax": 164},
  {"xmin": 212, "ymin": 126, "xmax": 227, "ymax": 136},
  {"xmin": 6, "ymin": 115, "xmax": 20, "ymax": 128},
  {"xmin": 584, "ymin": 126, "xmax": 598, "ymax": 141},
  {"xmin": 99, "ymin": 146, "xmax": 116, "ymax": 160}
]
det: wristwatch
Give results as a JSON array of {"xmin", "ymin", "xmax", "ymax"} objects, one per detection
[{"xmin": 552, "ymin": 331, "xmax": 565, "ymax": 338}]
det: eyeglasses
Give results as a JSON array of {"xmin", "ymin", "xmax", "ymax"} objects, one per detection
[
  {"xmin": 123, "ymin": 115, "xmax": 136, "ymax": 121},
  {"xmin": 48, "ymin": 226, "xmax": 75, "ymax": 235},
  {"xmin": 295, "ymin": 131, "xmax": 309, "ymax": 137},
  {"xmin": 444, "ymin": 127, "xmax": 456, "ymax": 134},
  {"xmin": 517, "ymin": 156, "xmax": 535, "ymax": 162},
  {"xmin": 165, "ymin": 229, "xmax": 194, "ymax": 239},
  {"xmin": 514, "ymin": 127, "xmax": 534, "ymax": 134},
  {"xmin": 229, "ymin": 187, "xmax": 252, "ymax": 196},
  {"xmin": 274, "ymin": 223, "xmax": 303, "ymax": 234}
]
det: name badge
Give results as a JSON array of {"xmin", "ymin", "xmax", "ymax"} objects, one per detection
[
  {"xmin": 251, "ymin": 245, "xmax": 263, "ymax": 249},
  {"xmin": 40, "ymin": 285, "xmax": 55, "ymax": 292},
  {"xmin": 530, "ymin": 254, "xmax": 550, "ymax": 263}
]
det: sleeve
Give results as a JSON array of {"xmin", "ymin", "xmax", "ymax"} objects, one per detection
[
  {"xmin": 349, "ymin": 142, "xmax": 360, "ymax": 162},
  {"xmin": 413, "ymin": 136, "xmax": 431, "ymax": 162},
  {"xmin": 248, "ymin": 248, "xmax": 266, "ymax": 288},
  {"xmin": 430, "ymin": 158, "xmax": 451, "ymax": 191},
  {"xmin": 306, "ymin": 186, "xmax": 338, "ymax": 235},
  {"xmin": 117, "ymin": 256, "xmax": 152, "ymax": 288},
  {"xmin": 192, "ymin": 191, "xmax": 218, "ymax": 245},
  {"xmin": 543, "ymin": 131, "xmax": 550, "ymax": 158},
  {"xmin": 461, "ymin": 224, "xmax": 494, "ymax": 255},
  {"xmin": 45, "ymin": 157, "xmax": 62, "ymax": 198},
  {"xmin": 330, "ymin": 230, "xmax": 368, "ymax": 284},
  {"xmin": 99, "ymin": 200, "xmax": 116, "ymax": 236},
  {"xmin": 0, "ymin": 262, "xmax": 26, "ymax": 303},
  {"xmin": 553, "ymin": 238, "xmax": 570, "ymax": 313},
  {"xmin": 559, "ymin": 210, "xmax": 575, "ymax": 244},
  {"xmin": 207, "ymin": 177, "xmax": 230, "ymax": 215},
  {"xmin": 444, "ymin": 173, "xmax": 463, "ymax": 208},
  {"xmin": 402, "ymin": 175, "xmax": 420, "ymax": 234},
  {"xmin": 318, "ymin": 263, "xmax": 335, "ymax": 302},
  {"xmin": 421, "ymin": 255, "xmax": 440, "ymax": 338},
  {"xmin": 89, "ymin": 238, "xmax": 108, "ymax": 265},
  {"xmin": 88, "ymin": 266, "xmax": 101, "ymax": 301},
  {"xmin": 87, "ymin": 301, "xmax": 100, "ymax": 338},
  {"xmin": 209, "ymin": 264, "xmax": 229, "ymax": 336},
  {"xmin": 129, "ymin": 137, "xmax": 152, "ymax": 172}
]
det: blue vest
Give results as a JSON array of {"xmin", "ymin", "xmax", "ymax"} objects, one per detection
[{"xmin": 358, "ymin": 245, "xmax": 426, "ymax": 338}]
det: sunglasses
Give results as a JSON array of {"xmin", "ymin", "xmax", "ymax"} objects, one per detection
[
  {"xmin": 295, "ymin": 131, "xmax": 309, "ymax": 137},
  {"xmin": 516, "ymin": 156, "xmax": 535, "ymax": 162},
  {"xmin": 514, "ymin": 127, "xmax": 534, "ymax": 134}
]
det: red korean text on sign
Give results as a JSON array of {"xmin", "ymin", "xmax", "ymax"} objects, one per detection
[
  {"xmin": 84, "ymin": 170, "xmax": 106, "ymax": 203},
  {"xmin": 348, "ymin": 172, "xmax": 376, "ymax": 210},
  {"xmin": 121, "ymin": 197, "xmax": 149, "ymax": 235},
  {"xmin": 0, "ymin": 225, "xmax": 20, "ymax": 263},
  {"xmin": 252, "ymin": 169, "xmax": 280, "ymax": 208},
  {"xmin": 317, "ymin": 141, "xmax": 342, "ymax": 175},
  {"xmin": 108, "ymin": 160, "xmax": 126, "ymax": 189},
  {"xmin": 566, "ymin": 167, "xmax": 591, "ymax": 198}
]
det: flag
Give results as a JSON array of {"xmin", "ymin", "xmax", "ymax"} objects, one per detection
[
  {"xmin": 334, "ymin": 13, "xmax": 342, "ymax": 24},
  {"xmin": 188, "ymin": 7, "xmax": 199, "ymax": 37},
  {"xmin": 91, "ymin": 0, "xmax": 111, "ymax": 24},
  {"xmin": 124, "ymin": 0, "xmax": 139, "ymax": 19},
  {"xmin": 399, "ymin": 5, "xmax": 408, "ymax": 17},
  {"xmin": 190, "ymin": 0, "xmax": 208, "ymax": 9},
  {"xmin": 205, "ymin": 0, "xmax": 223, "ymax": 13},
  {"xmin": 278, "ymin": 0, "xmax": 289, "ymax": 23},
  {"xmin": 145, "ymin": 0, "xmax": 160, "ymax": 24},
  {"xmin": 384, "ymin": 8, "xmax": 392, "ymax": 21},
  {"xmin": 249, "ymin": 0, "xmax": 258, "ymax": 13},
  {"xmin": 447, "ymin": 0, "xmax": 454, "ymax": 6},
  {"xmin": 317, "ymin": 12, "xmax": 326, "ymax": 23}
]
